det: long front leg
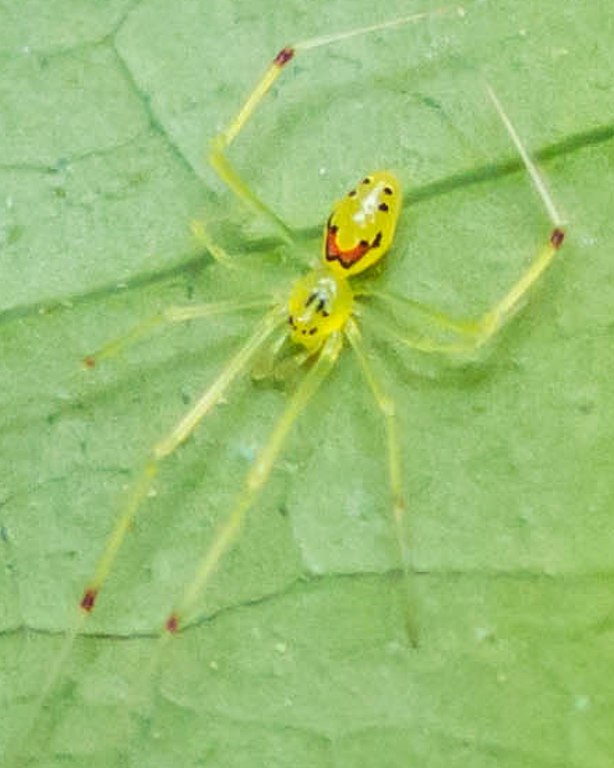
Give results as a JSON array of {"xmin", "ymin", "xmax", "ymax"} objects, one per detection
[
  {"xmin": 362, "ymin": 84, "xmax": 566, "ymax": 357},
  {"xmin": 209, "ymin": 8, "xmax": 459, "ymax": 240},
  {"xmin": 365, "ymin": 225, "xmax": 564, "ymax": 358}
]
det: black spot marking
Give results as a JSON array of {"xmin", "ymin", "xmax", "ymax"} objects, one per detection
[
  {"xmin": 372, "ymin": 232, "xmax": 382, "ymax": 248},
  {"xmin": 348, "ymin": 189, "xmax": 357, "ymax": 197},
  {"xmin": 305, "ymin": 293, "xmax": 316, "ymax": 308},
  {"xmin": 322, "ymin": 310, "xmax": 330, "ymax": 318},
  {"xmin": 362, "ymin": 177, "xmax": 372, "ymax": 185},
  {"xmin": 384, "ymin": 186, "xmax": 393, "ymax": 195},
  {"xmin": 309, "ymin": 328, "xmax": 317, "ymax": 336},
  {"xmin": 316, "ymin": 297, "xmax": 325, "ymax": 312},
  {"xmin": 379, "ymin": 202, "xmax": 389, "ymax": 212},
  {"xmin": 359, "ymin": 239, "xmax": 369, "ymax": 247}
]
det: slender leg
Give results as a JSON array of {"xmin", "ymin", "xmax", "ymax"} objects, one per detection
[
  {"xmin": 485, "ymin": 84, "xmax": 564, "ymax": 227},
  {"xmin": 365, "ymin": 231, "xmax": 565, "ymax": 356},
  {"xmin": 162, "ymin": 331, "xmax": 343, "ymax": 635},
  {"xmin": 360, "ymin": 229, "xmax": 562, "ymax": 358},
  {"xmin": 22, "ymin": 306, "xmax": 285, "ymax": 750},
  {"xmin": 210, "ymin": 7, "xmax": 461, "ymax": 238},
  {"xmin": 345, "ymin": 319, "xmax": 418, "ymax": 646},
  {"xmin": 251, "ymin": 342, "xmax": 311, "ymax": 382},
  {"xmin": 84, "ymin": 297, "xmax": 273, "ymax": 368},
  {"xmin": 190, "ymin": 219, "xmax": 238, "ymax": 268},
  {"xmin": 360, "ymin": 289, "xmax": 477, "ymax": 336},
  {"xmin": 361, "ymin": 84, "xmax": 566, "ymax": 357},
  {"xmin": 83, "ymin": 305, "xmax": 286, "ymax": 618}
]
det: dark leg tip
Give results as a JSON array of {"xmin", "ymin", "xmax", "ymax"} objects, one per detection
[
  {"xmin": 165, "ymin": 614, "xmax": 180, "ymax": 634},
  {"xmin": 80, "ymin": 588, "xmax": 97, "ymax": 613},
  {"xmin": 550, "ymin": 228, "xmax": 565, "ymax": 249},
  {"xmin": 274, "ymin": 46, "xmax": 295, "ymax": 67}
]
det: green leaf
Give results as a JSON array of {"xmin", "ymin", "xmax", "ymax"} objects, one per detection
[{"xmin": 1, "ymin": 1, "xmax": 613, "ymax": 767}]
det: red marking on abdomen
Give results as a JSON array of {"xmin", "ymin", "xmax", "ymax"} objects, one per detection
[
  {"xmin": 274, "ymin": 47, "xmax": 295, "ymax": 67},
  {"xmin": 80, "ymin": 588, "xmax": 97, "ymax": 612},
  {"xmin": 165, "ymin": 613, "xmax": 179, "ymax": 634},
  {"xmin": 325, "ymin": 223, "xmax": 375, "ymax": 269}
]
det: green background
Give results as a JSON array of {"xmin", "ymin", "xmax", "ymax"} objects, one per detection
[{"xmin": 1, "ymin": 0, "xmax": 613, "ymax": 766}]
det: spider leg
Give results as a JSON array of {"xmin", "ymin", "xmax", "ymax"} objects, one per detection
[
  {"xmin": 21, "ymin": 306, "xmax": 286, "ymax": 752},
  {"xmin": 85, "ymin": 304, "xmax": 285, "ymax": 607},
  {"xmin": 361, "ymin": 84, "xmax": 566, "ymax": 357},
  {"xmin": 360, "ymin": 228, "xmax": 563, "ymax": 357},
  {"xmin": 345, "ymin": 318, "xmax": 419, "ymax": 646},
  {"xmin": 190, "ymin": 218, "xmax": 239, "ymax": 268},
  {"xmin": 84, "ymin": 297, "xmax": 274, "ymax": 367},
  {"xmin": 209, "ymin": 7, "xmax": 461, "ymax": 240},
  {"xmin": 159, "ymin": 331, "xmax": 343, "ymax": 638}
]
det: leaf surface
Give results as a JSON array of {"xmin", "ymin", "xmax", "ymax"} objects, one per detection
[{"xmin": 1, "ymin": 1, "xmax": 613, "ymax": 766}]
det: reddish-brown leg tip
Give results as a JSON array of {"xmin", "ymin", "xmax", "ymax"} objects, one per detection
[
  {"xmin": 83, "ymin": 355, "xmax": 96, "ymax": 369},
  {"xmin": 274, "ymin": 46, "xmax": 295, "ymax": 67},
  {"xmin": 80, "ymin": 588, "xmax": 97, "ymax": 612},
  {"xmin": 550, "ymin": 228, "xmax": 565, "ymax": 249},
  {"xmin": 165, "ymin": 614, "xmax": 179, "ymax": 634}
]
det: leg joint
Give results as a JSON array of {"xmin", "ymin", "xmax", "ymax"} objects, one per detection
[{"xmin": 550, "ymin": 227, "xmax": 565, "ymax": 249}]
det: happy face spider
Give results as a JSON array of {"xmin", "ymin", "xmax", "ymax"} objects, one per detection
[{"xmin": 20, "ymin": 8, "xmax": 566, "ymax": 754}]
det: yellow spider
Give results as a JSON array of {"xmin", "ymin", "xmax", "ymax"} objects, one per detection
[
  {"xmin": 19, "ymin": 10, "xmax": 565, "ymax": 759},
  {"xmin": 77, "ymin": 6, "xmax": 565, "ymax": 649}
]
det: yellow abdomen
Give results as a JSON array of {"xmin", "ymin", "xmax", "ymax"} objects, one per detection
[{"xmin": 324, "ymin": 171, "xmax": 402, "ymax": 278}]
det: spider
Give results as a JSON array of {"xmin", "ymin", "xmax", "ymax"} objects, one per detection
[{"xmin": 21, "ymin": 7, "xmax": 565, "ymax": 755}]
